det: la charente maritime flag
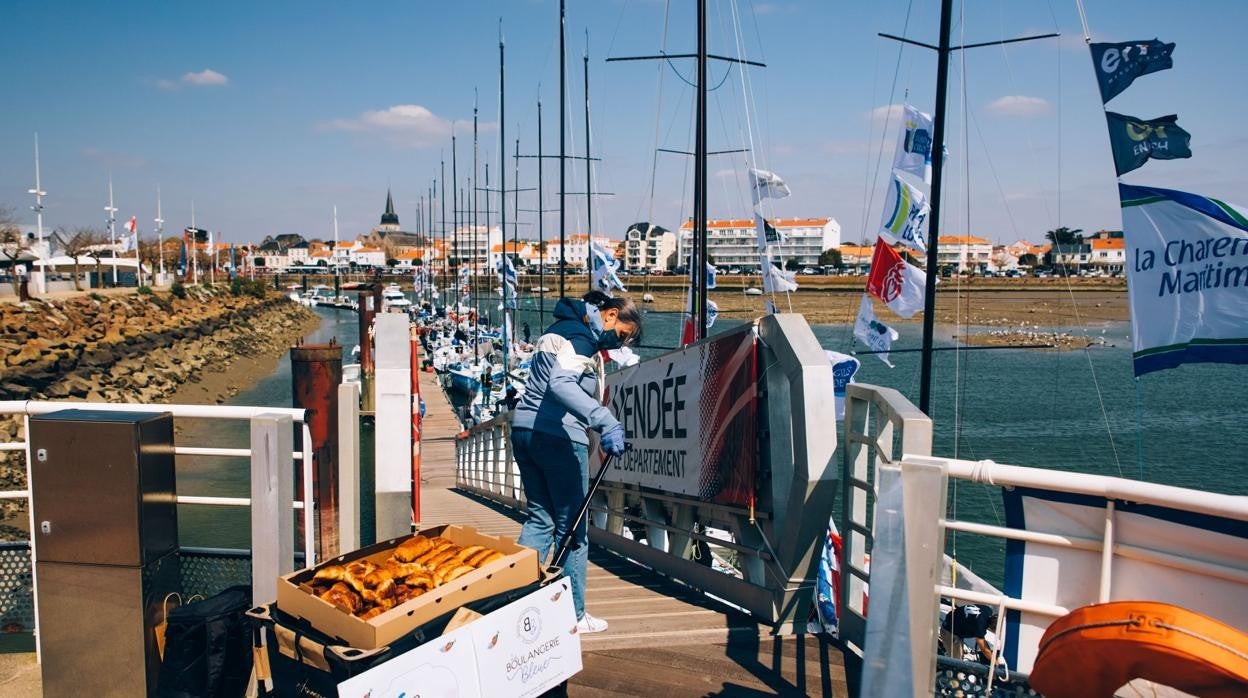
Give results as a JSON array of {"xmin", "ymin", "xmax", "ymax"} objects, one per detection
[
  {"xmin": 1119, "ymin": 183, "xmax": 1248, "ymax": 376},
  {"xmin": 854, "ymin": 294, "xmax": 900, "ymax": 367},
  {"xmin": 893, "ymin": 104, "xmax": 934, "ymax": 184},
  {"xmin": 1090, "ymin": 39, "xmax": 1175, "ymax": 104},
  {"xmin": 866, "ymin": 239, "xmax": 926, "ymax": 318},
  {"xmin": 879, "ymin": 173, "xmax": 929, "ymax": 253},
  {"xmin": 1105, "ymin": 112, "xmax": 1192, "ymax": 176}
]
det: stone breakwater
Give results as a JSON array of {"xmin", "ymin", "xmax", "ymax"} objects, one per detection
[{"xmin": 0, "ymin": 287, "xmax": 319, "ymax": 537}]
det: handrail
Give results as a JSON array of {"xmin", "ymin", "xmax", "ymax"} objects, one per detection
[{"xmin": 0, "ymin": 401, "xmax": 324, "ymax": 606}]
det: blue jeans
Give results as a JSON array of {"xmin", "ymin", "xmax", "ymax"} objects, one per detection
[{"xmin": 511, "ymin": 427, "xmax": 589, "ymax": 619}]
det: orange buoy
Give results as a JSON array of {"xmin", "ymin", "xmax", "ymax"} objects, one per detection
[{"xmin": 1029, "ymin": 601, "xmax": 1248, "ymax": 698}]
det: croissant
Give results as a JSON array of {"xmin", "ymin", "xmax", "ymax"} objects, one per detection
[
  {"xmin": 394, "ymin": 535, "xmax": 434, "ymax": 562},
  {"xmin": 394, "ymin": 585, "xmax": 425, "ymax": 604},
  {"xmin": 360, "ymin": 577, "xmax": 396, "ymax": 605},
  {"xmin": 319, "ymin": 582, "xmax": 362, "ymax": 614},
  {"xmin": 435, "ymin": 564, "xmax": 476, "ymax": 587},
  {"xmin": 468, "ymin": 550, "xmax": 504, "ymax": 568},
  {"xmin": 362, "ymin": 568, "xmax": 396, "ymax": 589},
  {"xmin": 414, "ymin": 543, "xmax": 454, "ymax": 565},
  {"xmin": 314, "ymin": 565, "xmax": 366, "ymax": 595},
  {"xmin": 358, "ymin": 606, "xmax": 385, "ymax": 621},
  {"xmin": 403, "ymin": 572, "xmax": 435, "ymax": 590},
  {"xmin": 453, "ymin": 545, "xmax": 485, "ymax": 563},
  {"xmin": 384, "ymin": 559, "xmax": 430, "ymax": 577}
]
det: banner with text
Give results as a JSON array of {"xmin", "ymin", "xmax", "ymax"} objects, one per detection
[
  {"xmin": 1120, "ymin": 183, "xmax": 1248, "ymax": 375},
  {"xmin": 601, "ymin": 324, "xmax": 758, "ymax": 505}
]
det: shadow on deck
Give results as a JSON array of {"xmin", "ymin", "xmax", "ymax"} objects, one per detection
[{"xmin": 418, "ymin": 487, "xmax": 851, "ymax": 697}]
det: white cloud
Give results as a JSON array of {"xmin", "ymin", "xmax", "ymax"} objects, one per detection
[
  {"xmin": 323, "ymin": 104, "xmax": 493, "ymax": 148},
  {"xmin": 985, "ymin": 95, "xmax": 1051, "ymax": 117},
  {"xmin": 156, "ymin": 68, "xmax": 230, "ymax": 90},
  {"xmin": 182, "ymin": 69, "xmax": 229, "ymax": 87}
]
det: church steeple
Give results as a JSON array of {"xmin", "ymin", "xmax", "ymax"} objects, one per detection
[{"xmin": 380, "ymin": 189, "xmax": 400, "ymax": 227}]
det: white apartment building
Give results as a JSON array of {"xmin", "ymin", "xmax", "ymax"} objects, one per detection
[
  {"xmin": 449, "ymin": 225, "xmax": 503, "ymax": 274},
  {"xmin": 546, "ymin": 234, "xmax": 615, "ymax": 272},
  {"xmin": 623, "ymin": 223, "xmax": 678, "ymax": 272},
  {"xmin": 677, "ymin": 218, "xmax": 840, "ymax": 271},
  {"xmin": 935, "ymin": 235, "xmax": 993, "ymax": 273}
]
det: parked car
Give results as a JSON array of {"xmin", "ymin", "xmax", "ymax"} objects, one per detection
[{"xmin": 800, "ymin": 267, "xmax": 818, "ymax": 275}]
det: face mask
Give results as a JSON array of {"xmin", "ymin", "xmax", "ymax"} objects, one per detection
[{"xmin": 597, "ymin": 329, "xmax": 624, "ymax": 351}]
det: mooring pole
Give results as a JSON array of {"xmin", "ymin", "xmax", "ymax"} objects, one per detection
[
  {"xmin": 290, "ymin": 341, "xmax": 343, "ymax": 559},
  {"xmin": 358, "ymin": 290, "xmax": 375, "ymax": 376},
  {"xmin": 410, "ymin": 327, "xmax": 422, "ymax": 524}
]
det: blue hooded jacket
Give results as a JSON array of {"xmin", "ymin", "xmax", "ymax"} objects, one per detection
[{"xmin": 511, "ymin": 298, "xmax": 619, "ymax": 444}]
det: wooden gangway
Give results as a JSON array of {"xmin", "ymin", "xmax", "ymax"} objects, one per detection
[{"xmin": 417, "ymin": 370, "xmax": 850, "ymax": 696}]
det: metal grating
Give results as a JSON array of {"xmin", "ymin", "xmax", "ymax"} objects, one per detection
[
  {"xmin": 0, "ymin": 543, "xmax": 34, "ymax": 638},
  {"xmin": 935, "ymin": 657, "xmax": 1040, "ymax": 697},
  {"xmin": 178, "ymin": 548, "xmax": 253, "ymax": 599}
]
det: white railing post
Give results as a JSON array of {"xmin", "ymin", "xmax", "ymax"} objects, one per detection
[
  {"xmin": 338, "ymin": 382, "xmax": 361, "ymax": 554},
  {"xmin": 251, "ymin": 413, "xmax": 294, "ymax": 605},
  {"xmin": 374, "ymin": 314, "xmax": 413, "ymax": 540}
]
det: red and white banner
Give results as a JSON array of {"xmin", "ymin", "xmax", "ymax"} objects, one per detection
[
  {"xmin": 866, "ymin": 239, "xmax": 927, "ymax": 318},
  {"xmin": 600, "ymin": 324, "xmax": 758, "ymax": 505}
]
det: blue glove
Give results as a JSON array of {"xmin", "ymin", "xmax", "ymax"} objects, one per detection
[{"xmin": 600, "ymin": 423, "xmax": 627, "ymax": 457}]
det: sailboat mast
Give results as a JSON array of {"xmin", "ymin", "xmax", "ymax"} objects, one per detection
[
  {"xmin": 559, "ymin": 0, "xmax": 567, "ymax": 298},
  {"xmin": 584, "ymin": 37, "xmax": 593, "ymax": 291},
  {"xmin": 440, "ymin": 159, "xmax": 446, "ymax": 298},
  {"xmin": 918, "ymin": 0, "xmax": 954, "ymax": 415},
  {"xmin": 694, "ymin": 0, "xmax": 709, "ymax": 339},
  {"xmin": 452, "ymin": 134, "xmax": 459, "ymax": 308},
  {"xmin": 537, "ymin": 98, "xmax": 546, "ymax": 318},
  {"xmin": 500, "ymin": 29, "xmax": 511, "ymax": 391},
  {"xmin": 155, "ymin": 186, "xmax": 165, "ymax": 277},
  {"xmin": 473, "ymin": 91, "xmax": 480, "ymax": 341}
]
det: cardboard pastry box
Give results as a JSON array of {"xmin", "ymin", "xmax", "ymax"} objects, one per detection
[{"xmin": 276, "ymin": 524, "xmax": 540, "ymax": 650}]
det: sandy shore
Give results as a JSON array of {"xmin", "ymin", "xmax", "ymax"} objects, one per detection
[{"xmin": 634, "ymin": 286, "xmax": 1129, "ymax": 328}]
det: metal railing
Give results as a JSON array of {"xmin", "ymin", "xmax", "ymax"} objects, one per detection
[
  {"xmin": 456, "ymin": 313, "xmax": 842, "ymax": 631},
  {"xmin": 0, "ymin": 395, "xmax": 361, "ymax": 610},
  {"xmin": 838, "ymin": 382, "xmax": 1248, "ymax": 695}
]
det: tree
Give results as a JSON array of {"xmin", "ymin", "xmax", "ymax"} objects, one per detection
[
  {"xmin": 1018, "ymin": 253, "xmax": 1039, "ymax": 267},
  {"xmin": 0, "ymin": 206, "xmax": 29, "ymax": 294},
  {"xmin": 62, "ymin": 227, "xmax": 102, "ymax": 291},
  {"xmin": 1044, "ymin": 227, "xmax": 1084, "ymax": 246},
  {"xmin": 818, "ymin": 248, "xmax": 843, "ymax": 268},
  {"xmin": 665, "ymin": 251, "xmax": 678, "ymax": 271},
  {"xmin": 138, "ymin": 235, "xmax": 164, "ymax": 284},
  {"xmin": 84, "ymin": 239, "xmax": 108, "ymax": 289},
  {"xmin": 785, "ymin": 257, "xmax": 801, "ymax": 271}
]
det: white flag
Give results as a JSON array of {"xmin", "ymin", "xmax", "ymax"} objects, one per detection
[
  {"xmin": 124, "ymin": 216, "xmax": 137, "ymax": 235},
  {"xmin": 853, "ymin": 295, "xmax": 900, "ymax": 367},
  {"xmin": 749, "ymin": 168, "xmax": 791, "ymax": 206},
  {"xmin": 706, "ymin": 299, "xmax": 719, "ymax": 328},
  {"xmin": 893, "ymin": 104, "xmax": 935, "ymax": 184},
  {"xmin": 590, "ymin": 240, "xmax": 626, "ymax": 294},
  {"xmin": 763, "ymin": 263, "xmax": 798, "ymax": 293},
  {"xmin": 878, "ymin": 173, "xmax": 929, "ymax": 253},
  {"xmin": 866, "ymin": 239, "xmax": 927, "ymax": 318},
  {"xmin": 824, "ymin": 350, "xmax": 861, "ymax": 420}
]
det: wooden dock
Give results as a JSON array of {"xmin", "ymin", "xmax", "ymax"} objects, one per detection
[{"xmin": 416, "ymin": 370, "xmax": 851, "ymax": 696}]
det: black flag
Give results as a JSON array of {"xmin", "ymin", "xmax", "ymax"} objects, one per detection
[{"xmin": 1090, "ymin": 39, "xmax": 1175, "ymax": 103}]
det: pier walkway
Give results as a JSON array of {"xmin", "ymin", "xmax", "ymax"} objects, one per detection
[{"xmin": 417, "ymin": 370, "xmax": 850, "ymax": 697}]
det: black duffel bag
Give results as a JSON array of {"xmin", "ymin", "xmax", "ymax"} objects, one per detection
[{"xmin": 158, "ymin": 585, "xmax": 255, "ymax": 698}]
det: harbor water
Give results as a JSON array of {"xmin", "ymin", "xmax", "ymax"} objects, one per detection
[{"xmin": 180, "ymin": 298, "xmax": 1247, "ymax": 584}]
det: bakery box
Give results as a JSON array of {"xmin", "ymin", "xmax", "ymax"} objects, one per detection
[{"xmin": 276, "ymin": 524, "xmax": 540, "ymax": 650}]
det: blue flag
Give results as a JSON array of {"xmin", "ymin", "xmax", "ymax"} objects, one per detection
[
  {"xmin": 1105, "ymin": 112, "xmax": 1192, "ymax": 176},
  {"xmin": 1090, "ymin": 39, "xmax": 1175, "ymax": 103}
]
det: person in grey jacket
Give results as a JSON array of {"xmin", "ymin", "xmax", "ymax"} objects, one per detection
[{"xmin": 511, "ymin": 291, "xmax": 640, "ymax": 633}]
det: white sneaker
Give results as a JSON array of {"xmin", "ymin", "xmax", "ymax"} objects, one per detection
[{"xmin": 575, "ymin": 613, "xmax": 609, "ymax": 634}]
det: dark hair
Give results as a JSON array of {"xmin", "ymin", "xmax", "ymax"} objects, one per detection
[{"xmin": 582, "ymin": 290, "xmax": 643, "ymax": 345}]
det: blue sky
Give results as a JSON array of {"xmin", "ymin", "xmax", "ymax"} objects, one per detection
[{"xmin": 3, "ymin": 0, "xmax": 1246, "ymax": 246}]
